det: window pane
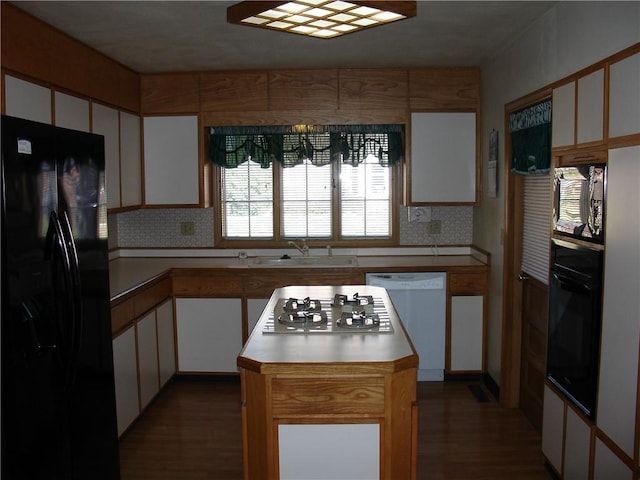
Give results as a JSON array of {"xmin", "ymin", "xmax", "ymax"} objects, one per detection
[
  {"xmin": 222, "ymin": 160, "xmax": 273, "ymax": 238},
  {"xmin": 340, "ymin": 153, "xmax": 391, "ymax": 237},
  {"xmin": 282, "ymin": 160, "xmax": 332, "ymax": 238}
]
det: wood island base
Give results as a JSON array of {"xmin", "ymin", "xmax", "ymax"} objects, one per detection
[{"xmin": 237, "ymin": 286, "xmax": 418, "ymax": 480}]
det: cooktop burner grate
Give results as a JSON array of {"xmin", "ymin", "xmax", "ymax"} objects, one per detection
[{"xmin": 262, "ymin": 295, "xmax": 393, "ymax": 334}]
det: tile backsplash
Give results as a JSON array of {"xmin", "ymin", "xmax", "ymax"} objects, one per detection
[{"xmin": 112, "ymin": 205, "xmax": 473, "ymax": 249}]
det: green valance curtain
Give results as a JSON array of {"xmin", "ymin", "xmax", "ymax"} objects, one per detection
[
  {"xmin": 209, "ymin": 124, "xmax": 404, "ymax": 168},
  {"xmin": 510, "ymin": 100, "xmax": 552, "ymax": 175}
]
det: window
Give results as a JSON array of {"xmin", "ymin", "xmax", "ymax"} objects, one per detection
[{"xmin": 211, "ymin": 125, "xmax": 402, "ymax": 245}]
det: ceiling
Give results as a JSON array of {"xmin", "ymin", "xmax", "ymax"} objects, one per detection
[{"xmin": 11, "ymin": 1, "xmax": 557, "ymax": 74}]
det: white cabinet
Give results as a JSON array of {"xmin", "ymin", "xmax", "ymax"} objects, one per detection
[
  {"xmin": 119, "ymin": 111, "xmax": 143, "ymax": 208},
  {"xmin": 156, "ymin": 298, "xmax": 176, "ymax": 388},
  {"xmin": 609, "ymin": 52, "xmax": 640, "ymax": 138},
  {"xmin": 408, "ymin": 112, "xmax": 477, "ymax": 204},
  {"xmin": 552, "ymin": 82, "xmax": 575, "ymax": 148},
  {"xmin": 4, "ymin": 75, "xmax": 52, "ymax": 124},
  {"xmin": 542, "ymin": 384, "xmax": 594, "ymax": 480},
  {"xmin": 552, "ymin": 68, "xmax": 605, "ymax": 148},
  {"xmin": 91, "ymin": 103, "xmax": 121, "ymax": 210},
  {"xmin": 598, "ymin": 146, "xmax": 640, "ymax": 459},
  {"xmin": 594, "ymin": 438, "xmax": 634, "ymax": 480},
  {"xmin": 175, "ymin": 298, "xmax": 242, "ymax": 372},
  {"xmin": 136, "ymin": 310, "xmax": 159, "ymax": 410},
  {"xmin": 247, "ymin": 298, "xmax": 269, "ymax": 340},
  {"xmin": 111, "ymin": 292, "xmax": 175, "ymax": 437},
  {"xmin": 542, "ymin": 385, "xmax": 565, "ymax": 474},
  {"xmin": 143, "ymin": 115, "xmax": 199, "ymax": 205},
  {"xmin": 112, "ymin": 326, "xmax": 139, "ymax": 436},
  {"xmin": 449, "ymin": 295, "xmax": 483, "ymax": 372},
  {"xmin": 279, "ymin": 424, "xmax": 379, "ymax": 480},
  {"xmin": 563, "ymin": 407, "xmax": 590, "ymax": 480},
  {"xmin": 576, "ymin": 69, "xmax": 604, "ymax": 144},
  {"xmin": 54, "ymin": 91, "xmax": 89, "ymax": 132}
]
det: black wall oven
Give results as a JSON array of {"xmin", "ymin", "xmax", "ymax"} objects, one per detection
[{"xmin": 547, "ymin": 238, "xmax": 604, "ymax": 419}]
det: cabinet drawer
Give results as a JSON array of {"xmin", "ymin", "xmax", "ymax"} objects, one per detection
[
  {"xmin": 245, "ymin": 273, "xmax": 364, "ymax": 297},
  {"xmin": 111, "ymin": 298, "xmax": 134, "ymax": 335},
  {"xmin": 172, "ymin": 272, "xmax": 243, "ymax": 297},
  {"xmin": 449, "ymin": 273, "xmax": 487, "ymax": 295},
  {"xmin": 133, "ymin": 278, "xmax": 171, "ymax": 317},
  {"xmin": 271, "ymin": 377, "xmax": 384, "ymax": 416}
]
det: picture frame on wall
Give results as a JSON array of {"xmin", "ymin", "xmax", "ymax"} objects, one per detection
[{"xmin": 488, "ymin": 129, "xmax": 498, "ymax": 198}]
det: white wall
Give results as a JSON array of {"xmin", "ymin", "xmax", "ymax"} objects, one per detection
[{"xmin": 477, "ymin": 1, "xmax": 640, "ymax": 385}]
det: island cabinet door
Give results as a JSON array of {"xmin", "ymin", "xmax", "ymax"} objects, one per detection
[{"xmin": 240, "ymin": 367, "xmax": 417, "ymax": 480}]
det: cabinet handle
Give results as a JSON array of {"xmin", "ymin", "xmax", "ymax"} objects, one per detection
[{"xmin": 518, "ymin": 274, "xmax": 530, "ymax": 281}]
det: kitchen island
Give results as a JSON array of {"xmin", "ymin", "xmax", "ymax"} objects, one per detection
[{"xmin": 237, "ymin": 285, "xmax": 418, "ymax": 480}]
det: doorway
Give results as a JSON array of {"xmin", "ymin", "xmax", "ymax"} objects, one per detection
[{"xmin": 500, "ymin": 89, "xmax": 552, "ymax": 432}]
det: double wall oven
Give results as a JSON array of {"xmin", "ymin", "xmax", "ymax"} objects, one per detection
[
  {"xmin": 546, "ymin": 162, "xmax": 607, "ymax": 419},
  {"xmin": 547, "ymin": 238, "xmax": 604, "ymax": 419}
]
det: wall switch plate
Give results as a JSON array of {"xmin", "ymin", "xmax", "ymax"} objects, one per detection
[
  {"xmin": 180, "ymin": 221, "xmax": 195, "ymax": 235},
  {"xmin": 427, "ymin": 220, "xmax": 442, "ymax": 234},
  {"xmin": 408, "ymin": 206, "xmax": 431, "ymax": 223}
]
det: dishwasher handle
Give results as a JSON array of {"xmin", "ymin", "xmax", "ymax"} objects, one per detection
[{"xmin": 366, "ymin": 273, "xmax": 445, "ymax": 290}]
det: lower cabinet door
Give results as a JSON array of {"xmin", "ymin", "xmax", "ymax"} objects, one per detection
[
  {"xmin": 112, "ymin": 326, "xmax": 139, "ymax": 436},
  {"xmin": 278, "ymin": 424, "xmax": 380, "ymax": 480},
  {"xmin": 247, "ymin": 298, "xmax": 269, "ymax": 340},
  {"xmin": 594, "ymin": 438, "xmax": 634, "ymax": 480},
  {"xmin": 450, "ymin": 295, "xmax": 483, "ymax": 371},
  {"xmin": 564, "ymin": 407, "xmax": 590, "ymax": 480},
  {"xmin": 542, "ymin": 385, "xmax": 564, "ymax": 475},
  {"xmin": 175, "ymin": 298, "xmax": 242, "ymax": 372},
  {"xmin": 156, "ymin": 299, "xmax": 176, "ymax": 388},
  {"xmin": 137, "ymin": 311, "xmax": 159, "ymax": 410}
]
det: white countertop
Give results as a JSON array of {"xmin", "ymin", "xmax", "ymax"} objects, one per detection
[{"xmin": 237, "ymin": 285, "xmax": 417, "ymax": 368}]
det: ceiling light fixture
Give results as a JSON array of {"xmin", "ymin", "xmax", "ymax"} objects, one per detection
[{"xmin": 227, "ymin": 1, "xmax": 417, "ymax": 39}]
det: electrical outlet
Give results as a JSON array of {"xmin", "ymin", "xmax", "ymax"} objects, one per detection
[
  {"xmin": 180, "ymin": 221, "xmax": 195, "ymax": 236},
  {"xmin": 408, "ymin": 206, "xmax": 431, "ymax": 223},
  {"xmin": 427, "ymin": 220, "xmax": 441, "ymax": 235}
]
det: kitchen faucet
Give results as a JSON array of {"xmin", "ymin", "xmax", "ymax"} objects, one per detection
[{"xmin": 288, "ymin": 239, "xmax": 309, "ymax": 256}]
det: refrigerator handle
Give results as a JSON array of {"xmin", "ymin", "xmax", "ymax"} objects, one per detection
[
  {"xmin": 59, "ymin": 211, "xmax": 83, "ymax": 389},
  {"xmin": 44, "ymin": 211, "xmax": 79, "ymax": 390}
]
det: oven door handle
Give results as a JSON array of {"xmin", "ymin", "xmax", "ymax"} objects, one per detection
[{"xmin": 551, "ymin": 271, "xmax": 592, "ymax": 294}]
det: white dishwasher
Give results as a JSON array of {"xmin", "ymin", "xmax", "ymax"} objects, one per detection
[{"xmin": 366, "ymin": 272, "xmax": 446, "ymax": 381}]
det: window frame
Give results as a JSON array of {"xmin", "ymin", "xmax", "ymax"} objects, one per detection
[{"xmin": 213, "ymin": 158, "xmax": 401, "ymax": 249}]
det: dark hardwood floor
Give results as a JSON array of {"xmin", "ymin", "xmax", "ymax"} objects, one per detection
[{"xmin": 119, "ymin": 377, "xmax": 553, "ymax": 480}]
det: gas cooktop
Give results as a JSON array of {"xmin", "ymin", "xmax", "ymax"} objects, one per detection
[{"xmin": 262, "ymin": 293, "xmax": 394, "ymax": 334}]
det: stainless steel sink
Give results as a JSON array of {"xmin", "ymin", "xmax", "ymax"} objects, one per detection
[{"xmin": 248, "ymin": 255, "xmax": 358, "ymax": 267}]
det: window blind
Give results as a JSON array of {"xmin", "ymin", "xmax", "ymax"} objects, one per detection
[{"xmin": 521, "ymin": 174, "xmax": 552, "ymax": 284}]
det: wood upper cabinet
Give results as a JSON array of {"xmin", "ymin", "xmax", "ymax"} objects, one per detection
[
  {"xmin": 609, "ymin": 51, "xmax": 640, "ymax": 139},
  {"xmin": 406, "ymin": 112, "xmax": 477, "ymax": 204},
  {"xmin": 270, "ymin": 69, "xmax": 338, "ymax": 111},
  {"xmin": 409, "ymin": 67, "xmax": 480, "ymax": 110},
  {"xmin": 141, "ymin": 73, "xmax": 199, "ymax": 114},
  {"xmin": 143, "ymin": 115, "xmax": 200, "ymax": 206},
  {"xmin": 338, "ymin": 69, "xmax": 408, "ymax": 110},
  {"xmin": 200, "ymin": 71, "xmax": 268, "ymax": 112},
  {"xmin": 552, "ymin": 68, "xmax": 605, "ymax": 149}
]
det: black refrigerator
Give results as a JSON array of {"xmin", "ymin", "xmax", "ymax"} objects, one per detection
[{"xmin": 1, "ymin": 115, "xmax": 120, "ymax": 479}]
